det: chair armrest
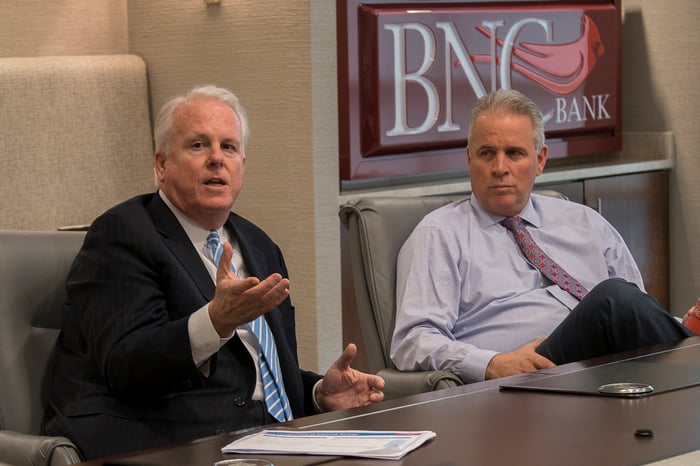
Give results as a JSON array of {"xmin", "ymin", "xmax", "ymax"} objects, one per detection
[
  {"xmin": 0, "ymin": 430, "xmax": 82, "ymax": 466},
  {"xmin": 377, "ymin": 368, "xmax": 463, "ymax": 400}
]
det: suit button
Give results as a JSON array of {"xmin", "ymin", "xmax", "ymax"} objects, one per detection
[
  {"xmin": 181, "ymin": 379, "xmax": 193, "ymax": 390},
  {"xmin": 233, "ymin": 397, "xmax": 246, "ymax": 407}
]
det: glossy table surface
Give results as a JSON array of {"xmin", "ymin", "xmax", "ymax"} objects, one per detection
[{"xmin": 78, "ymin": 337, "xmax": 700, "ymax": 466}]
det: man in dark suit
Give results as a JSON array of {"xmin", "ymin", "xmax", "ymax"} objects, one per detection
[{"xmin": 44, "ymin": 84, "xmax": 385, "ymax": 460}]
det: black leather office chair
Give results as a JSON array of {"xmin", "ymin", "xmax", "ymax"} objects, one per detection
[{"xmin": 0, "ymin": 230, "xmax": 85, "ymax": 465}]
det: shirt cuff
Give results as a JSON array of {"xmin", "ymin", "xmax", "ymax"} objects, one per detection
[
  {"xmin": 312, "ymin": 379, "xmax": 324, "ymax": 413},
  {"xmin": 188, "ymin": 303, "xmax": 232, "ymax": 370},
  {"xmin": 462, "ymin": 348, "xmax": 499, "ymax": 382}
]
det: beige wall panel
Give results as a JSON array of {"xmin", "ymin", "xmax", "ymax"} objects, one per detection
[
  {"xmin": 309, "ymin": 0, "xmax": 342, "ymax": 373},
  {"xmin": 0, "ymin": 1, "xmax": 127, "ymax": 57},
  {"xmin": 621, "ymin": 1, "xmax": 700, "ymax": 312},
  {"xmin": 0, "ymin": 55, "xmax": 154, "ymax": 231}
]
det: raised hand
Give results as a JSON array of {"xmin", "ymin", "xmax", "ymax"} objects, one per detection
[
  {"xmin": 315, "ymin": 343, "xmax": 385, "ymax": 412},
  {"xmin": 208, "ymin": 242, "xmax": 290, "ymax": 337}
]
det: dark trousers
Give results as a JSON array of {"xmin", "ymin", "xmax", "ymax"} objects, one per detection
[{"xmin": 536, "ymin": 278, "xmax": 693, "ymax": 365}]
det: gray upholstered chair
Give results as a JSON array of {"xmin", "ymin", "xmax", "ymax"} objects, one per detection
[
  {"xmin": 339, "ymin": 190, "xmax": 568, "ymax": 400},
  {"xmin": 340, "ymin": 195, "xmax": 465, "ymax": 399},
  {"xmin": 0, "ymin": 230, "xmax": 86, "ymax": 465}
]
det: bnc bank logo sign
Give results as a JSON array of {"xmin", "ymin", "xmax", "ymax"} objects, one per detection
[
  {"xmin": 338, "ymin": 1, "xmax": 621, "ymax": 183},
  {"xmin": 384, "ymin": 14, "xmax": 608, "ymax": 137}
]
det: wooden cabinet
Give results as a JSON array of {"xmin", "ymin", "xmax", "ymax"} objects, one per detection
[{"xmin": 543, "ymin": 170, "xmax": 669, "ymax": 309}]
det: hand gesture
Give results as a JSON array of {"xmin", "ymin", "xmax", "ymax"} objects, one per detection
[
  {"xmin": 681, "ymin": 297, "xmax": 700, "ymax": 326},
  {"xmin": 208, "ymin": 242, "xmax": 291, "ymax": 337},
  {"xmin": 315, "ymin": 343, "xmax": 385, "ymax": 412}
]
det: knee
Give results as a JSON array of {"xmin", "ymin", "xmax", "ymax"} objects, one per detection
[
  {"xmin": 581, "ymin": 278, "xmax": 650, "ymax": 318},
  {"xmin": 588, "ymin": 278, "xmax": 640, "ymax": 301},
  {"xmin": 585, "ymin": 277, "xmax": 664, "ymax": 319}
]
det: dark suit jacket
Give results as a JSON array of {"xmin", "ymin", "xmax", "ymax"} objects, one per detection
[{"xmin": 44, "ymin": 193, "xmax": 321, "ymax": 459}]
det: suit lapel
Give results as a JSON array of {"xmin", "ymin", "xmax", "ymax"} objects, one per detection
[
  {"xmin": 230, "ymin": 219, "xmax": 268, "ymax": 280},
  {"xmin": 147, "ymin": 194, "xmax": 216, "ymax": 300},
  {"xmin": 146, "ymin": 198, "xmax": 292, "ymax": 360}
]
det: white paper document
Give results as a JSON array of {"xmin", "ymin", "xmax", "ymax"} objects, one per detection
[{"xmin": 221, "ymin": 429, "xmax": 437, "ymax": 460}]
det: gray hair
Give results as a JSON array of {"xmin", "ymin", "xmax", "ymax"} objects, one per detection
[
  {"xmin": 153, "ymin": 84, "xmax": 250, "ymax": 154},
  {"xmin": 468, "ymin": 89, "xmax": 545, "ymax": 152}
]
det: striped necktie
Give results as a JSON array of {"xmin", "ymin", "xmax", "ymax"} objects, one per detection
[
  {"xmin": 206, "ymin": 230, "xmax": 293, "ymax": 422},
  {"xmin": 501, "ymin": 217, "xmax": 589, "ymax": 301}
]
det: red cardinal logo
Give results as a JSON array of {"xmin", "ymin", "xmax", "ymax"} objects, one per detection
[{"xmin": 470, "ymin": 15, "xmax": 605, "ymax": 94}]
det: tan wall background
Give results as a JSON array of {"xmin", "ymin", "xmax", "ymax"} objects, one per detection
[
  {"xmin": 0, "ymin": 0, "xmax": 698, "ymax": 372},
  {"xmin": 620, "ymin": 1, "xmax": 700, "ymax": 314},
  {"xmin": 0, "ymin": 2, "xmax": 155, "ymax": 229},
  {"xmin": 0, "ymin": 2, "xmax": 128, "ymax": 57}
]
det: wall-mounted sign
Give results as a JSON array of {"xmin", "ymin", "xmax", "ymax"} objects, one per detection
[{"xmin": 337, "ymin": 0, "xmax": 621, "ymax": 185}]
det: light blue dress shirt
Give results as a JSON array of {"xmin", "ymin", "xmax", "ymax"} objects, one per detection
[{"xmin": 390, "ymin": 193, "xmax": 644, "ymax": 383}]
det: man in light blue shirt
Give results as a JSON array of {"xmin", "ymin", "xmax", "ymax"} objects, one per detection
[{"xmin": 391, "ymin": 89, "xmax": 693, "ymax": 383}]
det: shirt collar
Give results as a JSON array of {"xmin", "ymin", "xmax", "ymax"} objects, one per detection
[
  {"xmin": 158, "ymin": 190, "xmax": 224, "ymax": 246},
  {"xmin": 469, "ymin": 193, "xmax": 542, "ymax": 229}
]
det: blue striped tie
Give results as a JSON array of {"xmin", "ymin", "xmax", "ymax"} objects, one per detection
[{"xmin": 206, "ymin": 230, "xmax": 293, "ymax": 422}]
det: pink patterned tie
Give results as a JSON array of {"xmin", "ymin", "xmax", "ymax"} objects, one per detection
[{"xmin": 501, "ymin": 216, "xmax": 589, "ymax": 301}]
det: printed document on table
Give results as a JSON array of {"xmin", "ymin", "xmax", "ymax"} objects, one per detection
[{"xmin": 221, "ymin": 429, "xmax": 437, "ymax": 460}]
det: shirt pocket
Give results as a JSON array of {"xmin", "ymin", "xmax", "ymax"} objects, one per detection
[{"xmin": 545, "ymin": 284, "xmax": 579, "ymax": 311}]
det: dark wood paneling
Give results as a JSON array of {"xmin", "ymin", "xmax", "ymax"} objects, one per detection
[
  {"xmin": 583, "ymin": 170, "xmax": 669, "ymax": 309},
  {"xmin": 539, "ymin": 180, "xmax": 585, "ymax": 203}
]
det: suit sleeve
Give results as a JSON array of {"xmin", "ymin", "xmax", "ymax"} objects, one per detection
[{"xmin": 66, "ymin": 209, "xmax": 206, "ymax": 399}]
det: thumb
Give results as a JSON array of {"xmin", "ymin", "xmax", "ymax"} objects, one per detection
[
  {"xmin": 216, "ymin": 242, "xmax": 235, "ymax": 282},
  {"xmin": 533, "ymin": 336, "xmax": 548, "ymax": 346},
  {"xmin": 334, "ymin": 343, "xmax": 357, "ymax": 370}
]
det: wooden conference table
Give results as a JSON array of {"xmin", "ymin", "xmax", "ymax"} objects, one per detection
[{"xmin": 78, "ymin": 337, "xmax": 700, "ymax": 466}]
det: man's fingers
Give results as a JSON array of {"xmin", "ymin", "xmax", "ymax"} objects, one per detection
[
  {"xmin": 534, "ymin": 355, "xmax": 556, "ymax": 370},
  {"xmin": 368, "ymin": 373, "xmax": 385, "ymax": 391},
  {"xmin": 532, "ymin": 336, "xmax": 548, "ymax": 346},
  {"xmin": 527, "ymin": 337, "xmax": 554, "ymax": 369},
  {"xmin": 212, "ymin": 267, "xmax": 291, "ymax": 332},
  {"xmin": 251, "ymin": 274, "xmax": 290, "ymax": 304},
  {"xmin": 520, "ymin": 337, "xmax": 546, "ymax": 352},
  {"xmin": 216, "ymin": 243, "xmax": 235, "ymax": 281}
]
